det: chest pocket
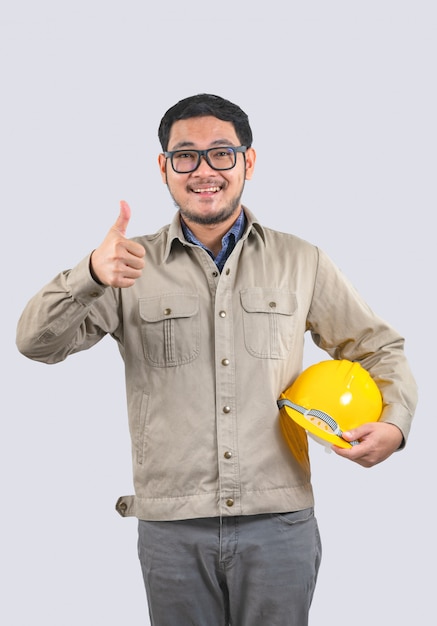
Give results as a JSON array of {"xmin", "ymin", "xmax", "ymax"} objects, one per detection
[
  {"xmin": 240, "ymin": 288, "xmax": 297, "ymax": 359},
  {"xmin": 139, "ymin": 294, "xmax": 200, "ymax": 367}
]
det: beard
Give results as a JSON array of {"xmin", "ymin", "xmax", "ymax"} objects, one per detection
[
  {"xmin": 167, "ymin": 181, "xmax": 245, "ymax": 226},
  {"xmin": 177, "ymin": 197, "xmax": 242, "ymax": 225}
]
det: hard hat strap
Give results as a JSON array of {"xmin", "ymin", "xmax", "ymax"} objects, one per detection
[{"xmin": 278, "ymin": 398, "xmax": 343, "ymax": 436}]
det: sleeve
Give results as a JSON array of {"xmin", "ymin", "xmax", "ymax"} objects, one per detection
[
  {"xmin": 16, "ymin": 253, "xmax": 121, "ymax": 364},
  {"xmin": 307, "ymin": 248, "xmax": 418, "ymax": 442}
]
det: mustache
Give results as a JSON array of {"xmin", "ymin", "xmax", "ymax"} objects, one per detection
[{"xmin": 187, "ymin": 178, "xmax": 225, "ymax": 190}]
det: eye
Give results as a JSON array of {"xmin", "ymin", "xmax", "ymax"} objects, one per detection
[
  {"xmin": 174, "ymin": 151, "xmax": 197, "ymax": 160},
  {"xmin": 210, "ymin": 148, "xmax": 233, "ymax": 159}
]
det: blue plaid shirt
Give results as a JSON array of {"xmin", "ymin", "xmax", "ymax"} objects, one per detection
[{"xmin": 181, "ymin": 210, "xmax": 246, "ymax": 272}]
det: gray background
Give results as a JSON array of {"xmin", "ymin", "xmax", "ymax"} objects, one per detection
[{"xmin": 2, "ymin": 1, "xmax": 435, "ymax": 624}]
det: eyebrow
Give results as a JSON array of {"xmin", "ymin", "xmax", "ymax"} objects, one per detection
[{"xmin": 170, "ymin": 139, "xmax": 238, "ymax": 151}]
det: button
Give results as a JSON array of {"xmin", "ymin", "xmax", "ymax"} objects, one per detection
[
  {"xmin": 115, "ymin": 497, "xmax": 130, "ymax": 518},
  {"xmin": 89, "ymin": 291, "xmax": 100, "ymax": 298},
  {"xmin": 219, "ymin": 310, "xmax": 226, "ymax": 318},
  {"xmin": 226, "ymin": 498, "xmax": 234, "ymax": 507},
  {"xmin": 221, "ymin": 358, "xmax": 230, "ymax": 366},
  {"xmin": 224, "ymin": 451, "xmax": 232, "ymax": 459},
  {"xmin": 269, "ymin": 301, "xmax": 277, "ymax": 308},
  {"xmin": 164, "ymin": 308, "xmax": 171, "ymax": 315},
  {"xmin": 118, "ymin": 502, "xmax": 127, "ymax": 515},
  {"xmin": 225, "ymin": 269, "xmax": 231, "ymax": 275},
  {"xmin": 223, "ymin": 406, "xmax": 231, "ymax": 414},
  {"xmin": 212, "ymin": 271, "xmax": 219, "ymax": 277}
]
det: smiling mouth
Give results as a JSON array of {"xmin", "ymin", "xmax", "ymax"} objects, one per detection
[{"xmin": 192, "ymin": 186, "xmax": 222, "ymax": 193}]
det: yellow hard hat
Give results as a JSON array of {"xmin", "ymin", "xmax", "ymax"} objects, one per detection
[{"xmin": 277, "ymin": 359, "xmax": 383, "ymax": 449}]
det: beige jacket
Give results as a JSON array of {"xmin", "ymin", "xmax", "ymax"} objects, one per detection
[{"xmin": 16, "ymin": 208, "xmax": 418, "ymax": 521}]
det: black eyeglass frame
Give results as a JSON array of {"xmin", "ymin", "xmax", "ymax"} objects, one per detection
[{"xmin": 164, "ymin": 145, "xmax": 247, "ymax": 173}]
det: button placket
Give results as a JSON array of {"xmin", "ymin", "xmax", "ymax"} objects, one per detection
[{"xmin": 215, "ymin": 268, "xmax": 240, "ymax": 514}]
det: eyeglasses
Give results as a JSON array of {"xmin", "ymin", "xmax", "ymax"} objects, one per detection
[{"xmin": 164, "ymin": 146, "xmax": 247, "ymax": 173}]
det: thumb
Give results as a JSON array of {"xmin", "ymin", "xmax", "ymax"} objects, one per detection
[
  {"xmin": 341, "ymin": 424, "xmax": 370, "ymax": 443},
  {"xmin": 113, "ymin": 200, "xmax": 131, "ymax": 236}
]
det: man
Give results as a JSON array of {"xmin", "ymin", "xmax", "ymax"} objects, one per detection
[{"xmin": 16, "ymin": 93, "xmax": 418, "ymax": 625}]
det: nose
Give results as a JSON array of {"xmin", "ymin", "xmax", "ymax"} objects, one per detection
[{"xmin": 195, "ymin": 154, "xmax": 216, "ymax": 175}]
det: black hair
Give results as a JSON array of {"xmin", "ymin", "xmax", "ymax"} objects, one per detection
[{"xmin": 158, "ymin": 93, "xmax": 253, "ymax": 151}]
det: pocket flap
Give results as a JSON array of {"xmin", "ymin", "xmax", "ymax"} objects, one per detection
[
  {"xmin": 240, "ymin": 288, "xmax": 297, "ymax": 315},
  {"xmin": 139, "ymin": 294, "xmax": 199, "ymax": 322}
]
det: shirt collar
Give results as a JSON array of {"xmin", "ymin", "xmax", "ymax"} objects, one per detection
[
  {"xmin": 163, "ymin": 206, "xmax": 266, "ymax": 263},
  {"xmin": 181, "ymin": 209, "xmax": 245, "ymax": 250}
]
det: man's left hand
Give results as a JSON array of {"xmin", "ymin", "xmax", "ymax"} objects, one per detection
[{"xmin": 332, "ymin": 422, "xmax": 404, "ymax": 468}]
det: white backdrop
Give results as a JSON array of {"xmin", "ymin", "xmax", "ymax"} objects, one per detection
[{"xmin": 2, "ymin": 2, "xmax": 435, "ymax": 624}]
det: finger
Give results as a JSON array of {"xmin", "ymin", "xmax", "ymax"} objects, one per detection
[
  {"xmin": 113, "ymin": 200, "xmax": 131, "ymax": 236},
  {"xmin": 124, "ymin": 244, "xmax": 146, "ymax": 268},
  {"xmin": 340, "ymin": 431, "xmax": 356, "ymax": 443},
  {"xmin": 341, "ymin": 424, "xmax": 372, "ymax": 442},
  {"xmin": 125, "ymin": 238, "xmax": 146, "ymax": 262}
]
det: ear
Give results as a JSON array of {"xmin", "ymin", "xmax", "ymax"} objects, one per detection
[
  {"xmin": 158, "ymin": 153, "xmax": 167, "ymax": 184},
  {"xmin": 244, "ymin": 147, "xmax": 256, "ymax": 181}
]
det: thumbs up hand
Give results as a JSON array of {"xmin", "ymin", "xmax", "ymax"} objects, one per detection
[{"xmin": 90, "ymin": 201, "xmax": 146, "ymax": 288}]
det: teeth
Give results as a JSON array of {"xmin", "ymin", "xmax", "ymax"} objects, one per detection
[{"xmin": 193, "ymin": 187, "xmax": 221, "ymax": 193}]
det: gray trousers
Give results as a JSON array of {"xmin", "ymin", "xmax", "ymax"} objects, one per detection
[{"xmin": 137, "ymin": 508, "xmax": 322, "ymax": 626}]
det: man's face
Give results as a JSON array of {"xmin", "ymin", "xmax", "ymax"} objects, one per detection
[{"xmin": 158, "ymin": 116, "xmax": 256, "ymax": 228}]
